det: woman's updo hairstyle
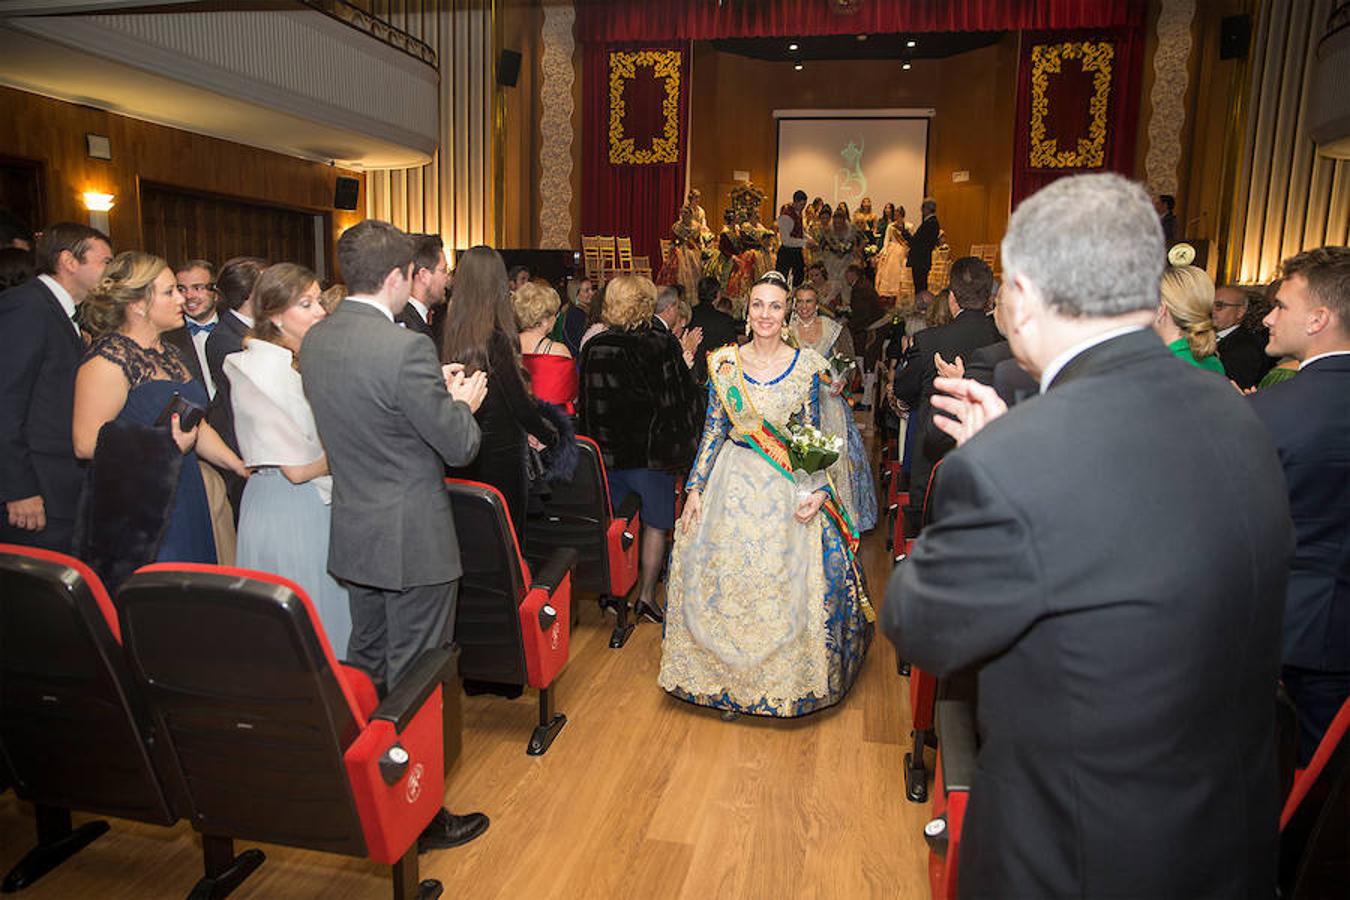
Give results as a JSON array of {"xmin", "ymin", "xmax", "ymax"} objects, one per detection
[
  {"xmin": 248, "ymin": 262, "xmax": 319, "ymax": 351},
  {"xmin": 1161, "ymin": 264, "xmax": 1218, "ymax": 361},
  {"xmin": 82, "ymin": 251, "xmax": 168, "ymax": 340}
]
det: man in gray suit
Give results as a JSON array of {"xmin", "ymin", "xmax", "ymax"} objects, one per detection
[
  {"xmin": 886, "ymin": 174, "xmax": 1291, "ymax": 898},
  {"xmin": 301, "ymin": 219, "xmax": 490, "ymax": 851}
]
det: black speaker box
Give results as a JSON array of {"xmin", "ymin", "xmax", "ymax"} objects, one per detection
[
  {"xmin": 497, "ymin": 49, "xmax": 522, "ymax": 88},
  {"xmin": 334, "ymin": 176, "xmax": 359, "ymax": 211},
  {"xmin": 1220, "ymin": 14, "xmax": 1251, "ymax": 61}
]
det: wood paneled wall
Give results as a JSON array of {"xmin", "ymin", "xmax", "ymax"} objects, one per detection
[
  {"xmin": 687, "ymin": 37, "xmax": 1019, "ymax": 260},
  {"xmin": 0, "ymin": 86, "xmax": 364, "ymax": 270}
]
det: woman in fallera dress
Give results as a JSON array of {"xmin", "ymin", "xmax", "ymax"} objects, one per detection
[
  {"xmin": 787, "ymin": 284, "xmax": 878, "ymax": 534},
  {"xmin": 659, "ymin": 272, "xmax": 873, "ymax": 718},
  {"xmin": 817, "ymin": 209, "xmax": 861, "ymax": 308},
  {"xmin": 657, "ymin": 204, "xmax": 706, "ymax": 305},
  {"xmin": 874, "ymin": 205, "xmax": 913, "ymax": 301},
  {"xmin": 226, "ymin": 263, "xmax": 351, "ymax": 653}
]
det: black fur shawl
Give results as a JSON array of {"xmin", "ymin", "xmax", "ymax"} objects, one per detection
[
  {"xmin": 579, "ymin": 327, "xmax": 701, "ymax": 473},
  {"xmin": 73, "ymin": 419, "xmax": 181, "ymax": 591}
]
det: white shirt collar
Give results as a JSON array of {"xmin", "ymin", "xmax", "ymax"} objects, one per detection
[
  {"xmin": 653, "ymin": 314, "xmax": 670, "ymax": 331},
  {"xmin": 231, "ymin": 308, "xmax": 254, "ymax": 328},
  {"xmin": 38, "ymin": 274, "xmax": 78, "ymax": 326},
  {"xmin": 189, "ymin": 311, "xmax": 219, "ymax": 327},
  {"xmin": 346, "ymin": 295, "xmax": 395, "ymax": 322},
  {"xmin": 407, "ymin": 297, "xmax": 429, "ymax": 322},
  {"xmin": 1300, "ymin": 350, "xmax": 1350, "ymax": 370},
  {"xmin": 1216, "ymin": 324, "xmax": 1239, "ymax": 340},
  {"xmin": 1039, "ymin": 325, "xmax": 1147, "ymax": 394}
]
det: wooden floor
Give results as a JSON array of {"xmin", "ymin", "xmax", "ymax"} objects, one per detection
[{"xmin": 0, "ymin": 432, "xmax": 932, "ymax": 899}]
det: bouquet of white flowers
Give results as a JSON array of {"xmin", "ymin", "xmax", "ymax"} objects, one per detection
[
  {"xmin": 829, "ymin": 352, "xmax": 857, "ymax": 378},
  {"xmin": 784, "ymin": 422, "xmax": 843, "ymax": 500}
]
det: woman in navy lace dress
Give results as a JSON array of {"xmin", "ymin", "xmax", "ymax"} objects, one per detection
[{"xmin": 73, "ymin": 252, "xmax": 246, "ymax": 584}]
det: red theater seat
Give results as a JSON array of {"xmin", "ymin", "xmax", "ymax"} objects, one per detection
[
  {"xmin": 923, "ymin": 697, "xmax": 978, "ymax": 900},
  {"xmin": 1279, "ymin": 695, "xmax": 1350, "ymax": 899},
  {"xmin": 904, "ymin": 666, "xmax": 939, "ymax": 803},
  {"xmin": 117, "ymin": 564, "xmax": 452, "ymax": 900},
  {"xmin": 447, "ymin": 479, "xmax": 575, "ymax": 755},
  {"xmin": 0, "ymin": 545, "xmax": 179, "ymax": 892},
  {"xmin": 524, "ymin": 435, "xmax": 640, "ymax": 649}
]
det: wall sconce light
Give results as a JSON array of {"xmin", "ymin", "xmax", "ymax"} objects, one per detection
[{"xmin": 82, "ymin": 192, "xmax": 115, "ymax": 232}]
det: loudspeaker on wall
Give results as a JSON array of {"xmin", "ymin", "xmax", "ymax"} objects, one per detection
[
  {"xmin": 334, "ymin": 176, "xmax": 360, "ymax": 211},
  {"xmin": 1219, "ymin": 14, "xmax": 1251, "ymax": 61},
  {"xmin": 497, "ymin": 49, "xmax": 522, "ymax": 88}
]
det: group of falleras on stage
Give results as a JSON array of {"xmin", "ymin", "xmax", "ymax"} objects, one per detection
[
  {"xmin": 658, "ymin": 184, "xmax": 924, "ymax": 317},
  {"xmin": 657, "ymin": 201, "xmax": 893, "ymax": 716}
]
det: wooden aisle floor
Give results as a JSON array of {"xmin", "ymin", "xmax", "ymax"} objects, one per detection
[{"xmin": 0, "ymin": 435, "xmax": 931, "ymax": 899}]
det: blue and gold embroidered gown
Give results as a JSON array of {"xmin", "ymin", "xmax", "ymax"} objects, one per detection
[{"xmin": 658, "ymin": 346, "xmax": 872, "ymax": 717}]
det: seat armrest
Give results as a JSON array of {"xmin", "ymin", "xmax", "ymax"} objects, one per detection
[
  {"xmin": 531, "ymin": 547, "xmax": 577, "ymax": 594},
  {"xmin": 615, "ymin": 493, "xmax": 640, "ymax": 527},
  {"xmin": 935, "ymin": 699, "xmax": 978, "ymax": 793},
  {"xmin": 371, "ymin": 646, "xmax": 457, "ymax": 733}
]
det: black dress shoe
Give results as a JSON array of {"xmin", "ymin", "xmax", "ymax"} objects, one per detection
[
  {"xmin": 418, "ymin": 808, "xmax": 489, "ymax": 853},
  {"xmin": 634, "ymin": 599, "xmax": 664, "ymax": 624}
]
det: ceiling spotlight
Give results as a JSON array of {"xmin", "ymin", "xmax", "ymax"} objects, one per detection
[
  {"xmin": 902, "ymin": 62, "xmax": 912, "ymax": 70},
  {"xmin": 794, "ymin": 63, "xmax": 804, "ymax": 71},
  {"xmin": 856, "ymin": 34, "xmax": 868, "ymax": 42},
  {"xmin": 788, "ymin": 42, "xmax": 799, "ymax": 51},
  {"xmin": 906, "ymin": 40, "xmax": 917, "ymax": 48}
]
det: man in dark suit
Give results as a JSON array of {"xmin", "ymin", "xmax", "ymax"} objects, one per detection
[
  {"xmin": 302, "ymin": 219, "xmax": 490, "ymax": 851},
  {"xmin": 892, "ymin": 257, "xmax": 1001, "ymax": 534},
  {"xmin": 204, "ymin": 257, "xmax": 265, "ymax": 522},
  {"xmin": 689, "ymin": 276, "xmax": 738, "ymax": 384},
  {"xmin": 886, "ymin": 173, "xmax": 1291, "ymax": 899},
  {"xmin": 0, "ymin": 223, "xmax": 112, "ymax": 552},
  {"xmin": 162, "ymin": 259, "xmax": 218, "ymax": 396},
  {"xmin": 396, "ymin": 233, "xmax": 448, "ymax": 342},
  {"xmin": 1249, "ymin": 246, "xmax": 1350, "ymax": 764},
  {"xmin": 906, "ymin": 198, "xmax": 941, "ymax": 293},
  {"xmin": 844, "ymin": 264, "xmax": 884, "ymax": 370},
  {"xmin": 1213, "ymin": 285, "xmax": 1275, "ymax": 388}
]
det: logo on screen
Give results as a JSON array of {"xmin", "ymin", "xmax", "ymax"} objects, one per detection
[{"xmin": 834, "ymin": 139, "xmax": 867, "ymax": 209}]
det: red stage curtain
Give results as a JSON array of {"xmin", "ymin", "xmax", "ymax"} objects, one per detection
[
  {"xmin": 1011, "ymin": 28, "xmax": 1144, "ymax": 206},
  {"xmin": 577, "ymin": 0, "xmax": 1143, "ymax": 44},
  {"xmin": 581, "ymin": 41, "xmax": 691, "ymax": 264}
]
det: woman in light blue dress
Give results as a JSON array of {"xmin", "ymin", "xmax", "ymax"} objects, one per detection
[
  {"xmin": 787, "ymin": 284, "xmax": 879, "ymax": 533},
  {"xmin": 226, "ymin": 263, "xmax": 350, "ymax": 655}
]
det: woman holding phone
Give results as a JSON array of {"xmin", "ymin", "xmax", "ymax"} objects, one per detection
[{"xmin": 73, "ymin": 251, "xmax": 245, "ymax": 583}]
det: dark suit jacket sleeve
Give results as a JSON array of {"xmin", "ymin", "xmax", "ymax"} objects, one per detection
[
  {"xmin": 964, "ymin": 346, "xmax": 998, "ymax": 388},
  {"xmin": 892, "ymin": 332, "xmax": 928, "ymax": 406},
  {"xmin": 0, "ymin": 300, "xmax": 45, "ymax": 501},
  {"xmin": 883, "ymin": 449, "xmax": 1046, "ymax": 676},
  {"xmin": 398, "ymin": 335, "xmax": 483, "ymax": 467}
]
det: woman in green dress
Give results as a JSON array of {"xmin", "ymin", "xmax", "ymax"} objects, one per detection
[{"xmin": 1154, "ymin": 264, "xmax": 1225, "ymax": 373}]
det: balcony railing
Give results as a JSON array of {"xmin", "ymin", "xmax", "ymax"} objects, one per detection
[{"xmin": 298, "ymin": 0, "xmax": 437, "ymax": 68}]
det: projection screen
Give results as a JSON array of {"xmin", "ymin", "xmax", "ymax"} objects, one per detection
[{"xmin": 773, "ymin": 110, "xmax": 931, "ymax": 223}]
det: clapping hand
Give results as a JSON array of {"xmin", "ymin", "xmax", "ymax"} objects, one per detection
[
  {"xmin": 448, "ymin": 369, "xmax": 489, "ymax": 413},
  {"xmin": 929, "ymin": 376, "xmax": 1007, "ymax": 447},
  {"xmin": 934, "ymin": 352, "xmax": 964, "ymax": 380}
]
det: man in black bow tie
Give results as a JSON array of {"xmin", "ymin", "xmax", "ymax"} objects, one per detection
[{"xmin": 164, "ymin": 259, "xmax": 218, "ymax": 398}]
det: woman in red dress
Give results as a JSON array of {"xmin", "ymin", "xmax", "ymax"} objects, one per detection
[{"xmin": 515, "ymin": 280, "xmax": 578, "ymax": 414}]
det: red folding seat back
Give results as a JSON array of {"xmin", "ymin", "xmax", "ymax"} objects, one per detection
[
  {"xmin": 119, "ymin": 564, "xmax": 451, "ymax": 896},
  {"xmin": 0, "ymin": 545, "xmax": 178, "ymax": 891},
  {"xmin": 924, "ymin": 698, "xmax": 977, "ymax": 900},
  {"xmin": 1279, "ymin": 695, "xmax": 1350, "ymax": 899},
  {"xmin": 446, "ymin": 480, "xmax": 574, "ymax": 755},
  {"xmin": 525, "ymin": 435, "xmax": 639, "ymax": 599}
]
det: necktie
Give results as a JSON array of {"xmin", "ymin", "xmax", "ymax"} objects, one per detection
[{"xmin": 188, "ymin": 320, "xmax": 216, "ymax": 337}]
